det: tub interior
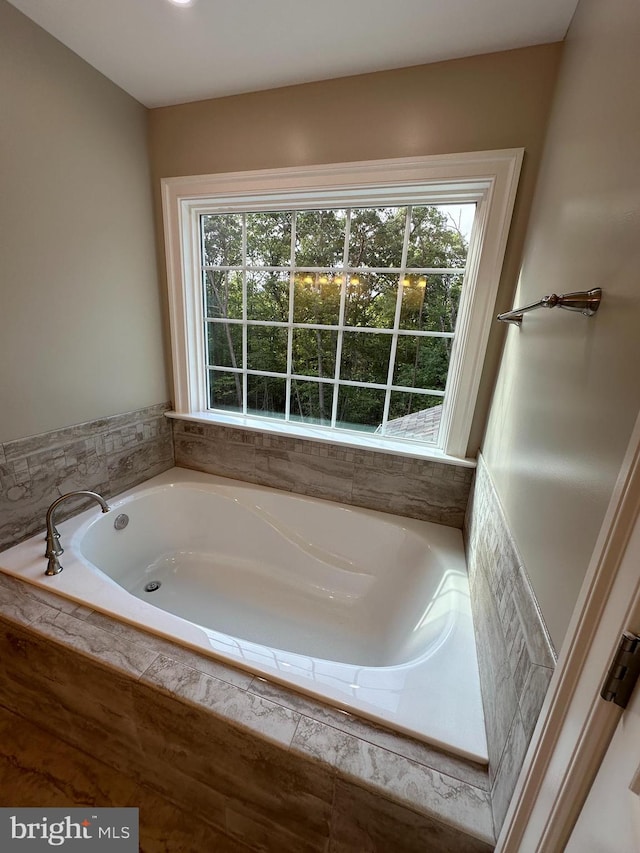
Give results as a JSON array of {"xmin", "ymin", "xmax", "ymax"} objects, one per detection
[{"xmin": 78, "ymin": 484, "xmax": 462, "ymax": 667}]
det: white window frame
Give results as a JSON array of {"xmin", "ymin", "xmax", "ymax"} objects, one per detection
[{"xmin": 162, "ymin": 150, "xmax": 523, "ymax": 461}]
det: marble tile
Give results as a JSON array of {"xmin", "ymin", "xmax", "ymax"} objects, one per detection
[
  {"xmin": 0, "ymin": 575, "xmax": 60, "ymax": 626},
  {"xmin": 3, "ymin": 671, "xmax": 136, "ymax": 785},
  {"xmin": 0, "ymin": 706, "xmax": 141, "ymax": 807},
  {"xmin": 0, "ymin": 445, "xmax": 110, "ymax": 549},
  {"xmin": 512, "ymin": 644, "xmax": 531, "ymax": 701},
  {"xmin": 136, "ymin": 759, "xmax": 230, "ymax": 834},
  {"xmin": 4, "ymin": 423, "xmax": 108, "ymax": 463},
  {"xmin": 132, "ymin": 678, "xmax": 335, "ymax": 840},
  {"xmin": 69, "ymin": 603, "xmax": 95, "ymax": 619},
  {"xmin": 0, "ymin": 667, "xmax": 77, "ymax": 740},
  {"xmin": 174, "ymin": 433, "xmax": 257, "ymax": 480},
  {"xmin": 140, "ymin": 654, "xmax": 299, "ymax": 747},
  {"xmin": 0, "ymin": 706, "xmax": 251, "ymax": 853},
  {"xmin": 292, "ymin": 717, "xmax": 493, "ymax": 844},
  {"xmin": 518, "ymin": 664, "xmax": 554, "ymax": 743},
  {"xmin": 466, "ymin": 453, "xmax": 555, "ymax": 796},
  {"xmin": 0, "ymin": 402, "xmax": 174, "ymax": 552},
  {"xmin": 29, "ymin": 609, "xmax": 159, "ymax": 676},
  {"xmin": 490, "ymin": 710, "xmax": 529, "ymax": 836},
  {"xmin": 173, "ymin": 419, "xmax": 256, "ymax": 447},
  {"xmin": 5, "ymin": 577, "xmax": 86, "ymax": 615},
  {"xmin": 0, "ymin": 619, "xmax": 144, "ymax": 756},
  {"xmin": 502, "ymin": 587, "xmax": 528, "ymax": 681},
  {"xmin": 351, "ymin": 464, "xmax": 468, "ymax": 527},
  {"xmin": 139, "ymin": 799, "xmax": 252, "ymax": 853},
  {"xmin": 330, "ymin": 780, "xmax": 494, "ymax": 853},
  {"xmin": 102, "ymin": 402, "xmax": 172, "ymax": 434},
  {"xmin": 254, "ymin": 447, "xmax": 354, "ymax": 502},
  {"xmin": 470, "ymin": 563, "xmax": 519, "ymax": 783},
  {"xmin": 85, "ymin": 609, "xmax": 254, "ymax": 688},
  {"xmin": 249, "ymin": 677, "xmax": 489, "ymax": 790},
  {"xmin": 106, "ymin": 433, "xmax": 174, "ymax": 494},
  {"xmin": 512, "ymin": 565, "xmax": 556, "ymax": 668},
  {"xmin": 225, "ymin": 805, "xmax": 329, "ymax": 853}
]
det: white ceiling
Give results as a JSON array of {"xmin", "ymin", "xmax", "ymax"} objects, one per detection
[{"xmin": 8, "ymin": 0, "xmax": 579, "ymax": 108}]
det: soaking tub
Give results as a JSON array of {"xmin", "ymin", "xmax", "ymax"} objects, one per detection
[{"xmin": 0, "ymin": 467, "xmax": 488, "ymax": 764}]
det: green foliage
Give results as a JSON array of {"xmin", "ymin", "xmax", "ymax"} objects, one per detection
[{"xmin": 201, "ymin": 204, "xmax": 470, "ymax": 435}]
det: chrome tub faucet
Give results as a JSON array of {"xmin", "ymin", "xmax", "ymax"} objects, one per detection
[{"xmin": 44, "ymin": 490, "xmax": 111, "ymax": 576}]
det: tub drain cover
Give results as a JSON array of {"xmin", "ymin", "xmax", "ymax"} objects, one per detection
[{"xmin": 144, "ymin": 581, "xmax": 161, "ymax": 593}]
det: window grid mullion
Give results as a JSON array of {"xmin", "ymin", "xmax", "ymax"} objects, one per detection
[
  {"xmin": 206, "ymin": 365, "xmax": 445, "ymax": 397},
  {"xmin": 205, "ymin": 316, "xmax": 454, "ymax": 339},
  {"xmin": 381, "ymin": 206, "xmax": 413, "ymax": 435},
  {"xmin": 241, "ymin": 213, "xmax": 248, "ymax": 415},
  {"xmin": 285, "ymin": 212, "xmax": 296, "ymax": 421},
  {"xmin": 204, "ymin": 264, "xmax": 466, "ymax": 275},
  {"xmin": 330, "ymin": 209, "xmax": 351, "ymax": 428}
]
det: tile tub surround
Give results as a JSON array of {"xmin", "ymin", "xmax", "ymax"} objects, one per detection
[
  {"xmin": 0, "ymin": 571, "xmax": 495, "ymax": 852},
  {"xmin": 171, "ymin": 417, "xmax": 474, "ymax": 528},
  {"xmin": 0, "ymin": 403, "xmax": 174, "ymax": 552},
  {"xmin": 464, "ymin": 453, "xmax": 556, "ymax": 837},
  {"xmin": 0, "ymin": 706, "xmax": 253, "ymax": 853}
]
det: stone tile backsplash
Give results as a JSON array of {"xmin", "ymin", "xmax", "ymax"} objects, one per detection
[
  {"xmin": 464, "ymin": 453, "xmax": 556, "ymax": 837},
  {"xmin": 1, "ymin": 405, "xmax": 472, "ymax": 552},
  {"xmin": 0, "ymin": 403, "xmax": 174, "ymax": 551},
  {"xmin": 172, "ymin": 418, "xmax": 473, "ymax": 527}
]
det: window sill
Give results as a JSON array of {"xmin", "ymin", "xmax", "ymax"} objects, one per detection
[{"xmin": 165, "ymin": 410, "xmax": 477, "ymax": 468}]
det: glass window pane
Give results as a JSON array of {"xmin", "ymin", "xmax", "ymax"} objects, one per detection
[
  {"xmin": 246, "ymin": 211, "xmax": 292, "ymax": 267},
  {"xmin": 386, "ymin": 393, "xmax": 443, "ymax": 443},
  {"xmin": 340, "ymin": 331, "xmax": 392, "ymax": 385},
  {"xmin": 399, "ymin": 273, "xmax": 463, "ymax": 332},
  {"xmin": 247, "ymin": 375, "xmax": 287, "ymax": 419},
  {"xmin": 292, "ymin": 328, "xmax": 337, "ymax": 379},
  {"xmin": 393, "ymin": 335, "xmax": 451, "ymax": 391},
  {"xmin": 293, "ymin": 272, "xmax": 342, "ymax": 325},
  {"xmin": 348, "ymin": 207, "xmax": 407, "ymax": 268},
  {"xmin": 336, "ymin": 386, "xmax": 386, "ymax": 433},
  {"xmin": 289, "ymin": 380, "xmax": 334, "ymax": 426},
  {"xmin": 406, "ymin": 204, "xmax": 472, "ymax": 269},
  {"xmin": 204, "ymin": 270, "xmax": 243, "ymax": 320},
  {"xmin": 207, "ymin": 322, "xmax": 243, "ymax": 369},
  {"xmin": 201, "ymin": 214, "xmax": 243, "ymax": 267},
  {"xmin": 208, "ymin": 369, "xmax": 243, "ymax": 413},
  {"xmin": 247, "ymin": 271, "xmax": 289, "ymax": 321},
  {"xmin": 295, "ymin": 209, "xmax": 347, "ymax": 267},
  {"xmin": 344, "ymin": 273, "xmax": 397, "ymax": 329},
  {"xmin": 247, "ymin": 325, "xmax": 288, "ymax": 374}
]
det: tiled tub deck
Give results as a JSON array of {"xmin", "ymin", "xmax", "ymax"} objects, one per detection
[{"xmin": 0, "ymin": 571, "xmax": 494, "ymax": 852}]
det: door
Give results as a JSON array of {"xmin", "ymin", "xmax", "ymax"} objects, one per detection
[{"xmin": 565, "ymin": 674, "xmax": 640, "ymax": 852}]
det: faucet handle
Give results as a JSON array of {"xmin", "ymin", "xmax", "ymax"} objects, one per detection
[
  {"xmin": 45, "ymin": 530, "xmax": 64, "ymax": 558},
  {"xmin": 45, "ymin": 555, "xmax": 63, "ymax": 576}
]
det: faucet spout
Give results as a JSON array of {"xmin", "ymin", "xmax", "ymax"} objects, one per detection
[{"xmin": 44, "ymin": 490, "xmax": 110, "ymax": 576}]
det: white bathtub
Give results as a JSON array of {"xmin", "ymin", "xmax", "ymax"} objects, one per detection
[{"xmin": 0, "ymin": 467, "xmax": 488, "ymax": 764}]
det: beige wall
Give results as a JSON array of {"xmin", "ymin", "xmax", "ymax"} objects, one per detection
[
  {"xmin": 483, "ymin": 0, "xmax": 640, "ymax": 648},
  {"xmin": 0, "ymin": 1, "xmax": 169, "ymax": 443},
  {"xmin": 148, "ymin": 44, "xmax": 563, "ymax": 452}
]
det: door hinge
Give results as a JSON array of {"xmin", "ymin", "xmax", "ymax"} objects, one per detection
[{"xmin": 601, "ymin": 632, "xmax": 640, "ymax": 709}]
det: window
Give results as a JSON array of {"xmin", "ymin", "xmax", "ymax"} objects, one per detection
[{"xmin": 162, "ymin": 152, "xmax": 522, "ymax": 459}]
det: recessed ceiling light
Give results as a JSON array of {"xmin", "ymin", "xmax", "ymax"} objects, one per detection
[{"xmin": 167, "ymin": 0, "xmax": 195, "ymax": 7}]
